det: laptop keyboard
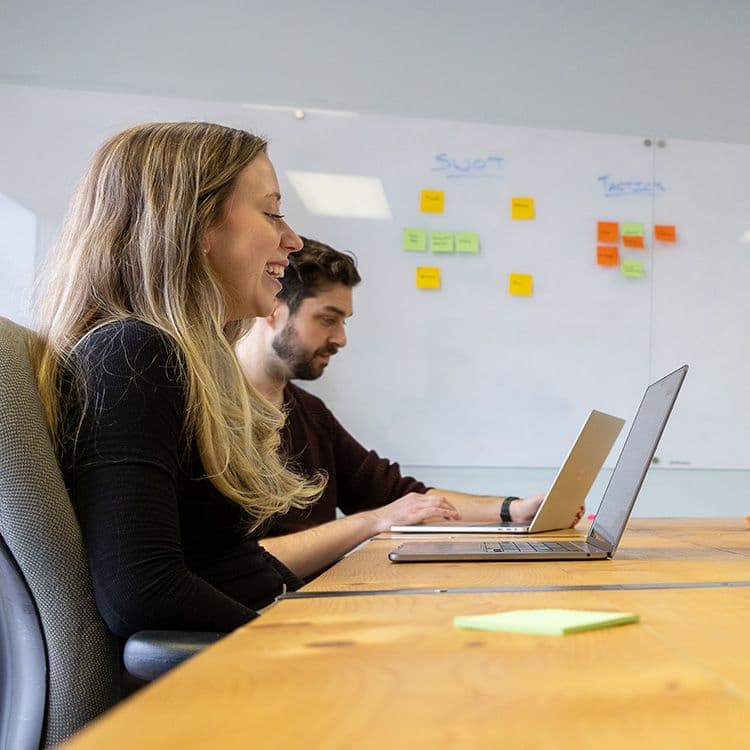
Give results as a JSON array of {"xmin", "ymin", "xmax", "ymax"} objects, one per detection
[{"xmin": 483, "ymin": 541, "xmax": 584, "ymax": 553}]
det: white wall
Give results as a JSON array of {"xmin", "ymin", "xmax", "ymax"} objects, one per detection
[
  {"xmin": 2, "ymin": 0, "xmax": 749, "ymax": 515},
  {"xmin": 0, "ymin": 193, "xmax": 36, "ymax": 324},
  {"xmin": 2, "ymin": 1, "xmax": 750, "ymax": 144},
  {"xmin": 406, "ymin": 466, "xmax": 750, "ymax": 519}
]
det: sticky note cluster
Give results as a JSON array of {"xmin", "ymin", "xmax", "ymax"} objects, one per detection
[
  {"xmin": 402, "ymin": 228, "xmax": 480, "ymax": 254},
  {"xmin": 596, "ymin": 220, "xmax": 677, "ymax": 280},
  {"xmin": 454, "ymin": 609, "xmax": 639, "ymax": 636},
  {"xmin": 419, "ymin": 190, "xmax": 537, "ymax": 222},
  {"xmin": 414, "ymin": 267, "xmax": 534, "ymax": 296},
  {"xmin": 597, "ymin": 220, "xmax": 643, "ymax": 279}
]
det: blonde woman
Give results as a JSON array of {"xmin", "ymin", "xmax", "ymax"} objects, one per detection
[{"xmin": 33, "ymin": 122, "xmax": 322, "ymax": 637}]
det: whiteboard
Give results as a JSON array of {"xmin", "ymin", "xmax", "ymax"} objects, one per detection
[
  {"xmin": 650, "ymin": 139, "xmax": 750, "ymax": 469},
  {"xmin": 1, "ymin": 84, "xmax": 748, "ymax": 469}
]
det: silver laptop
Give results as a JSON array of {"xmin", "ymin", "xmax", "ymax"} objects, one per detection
[
  {"xmin": 391, "ymin": 410, "xmax": 624, "ymax": 535},
  {"xmin": 389, "ymin": 365, "xmax": 687, "ymax": 562}
]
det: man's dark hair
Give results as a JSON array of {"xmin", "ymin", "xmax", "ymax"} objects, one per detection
[{"xmin": 278, "ymin": 237, "xmax": 361, "ymax": 313}]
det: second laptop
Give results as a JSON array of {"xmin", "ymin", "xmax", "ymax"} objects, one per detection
[{"xmin": 390, "ymin": 409, "xmax": 625, "ymax": 536}]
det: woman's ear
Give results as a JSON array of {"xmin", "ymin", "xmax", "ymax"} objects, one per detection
[{"xmin": 202, "ymin": 226, "xmax": 214, "ymax": 255}]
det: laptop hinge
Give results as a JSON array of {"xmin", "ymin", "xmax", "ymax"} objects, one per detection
[{"xmin": 586, "ymin": 531, "xmax": 614, "ymax": 555}]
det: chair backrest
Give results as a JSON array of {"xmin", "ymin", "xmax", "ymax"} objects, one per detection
[
  {"xmin": 0, "ymin": 533, "xmax": 46, "ymax": 750},
  {"xmin": 0, "ymin": 317, "xmax": 121, "ymax": 749}
]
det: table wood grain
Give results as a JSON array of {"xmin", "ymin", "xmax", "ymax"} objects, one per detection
[{"xmin": 61, "ymin": 519, "xmax": 750, "ymax": 749}]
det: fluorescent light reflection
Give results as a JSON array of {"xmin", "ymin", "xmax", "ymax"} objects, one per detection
[
  {"xmin": 287, "ymin": 171, "xmax": 392, "ymax": 219},
  {"xmin": 242, "ymin": 103, "xmax": 359, "ymax": 118},
  {"xmin": 739, "ymin": 228, "xmax": 750, "ymax": 244}
]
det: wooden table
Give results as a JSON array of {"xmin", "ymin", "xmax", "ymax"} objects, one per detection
[
  {"xmin": 304, "ymin": 517, "xmax": 750, "ymax": 592},
  {"xmin": 61, "ymin": 519, "xmax": 750, "ymax": 749}
]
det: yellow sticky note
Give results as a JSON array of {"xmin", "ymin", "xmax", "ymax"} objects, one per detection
[
  {"xmin": 420, "ymin": 189, "xmax": 445, "ymax": 213},
  {"xmin": 454, "ymin": 609, "xmax": 639, "ymax": 636},
  {"xmin": 621, "ymin": 260, "xmax": 645, "ymax": 278},
  {"xmin": 455, "ymin": 232, "xmax": 480, "ymax": 253},
  {"xmin": 508, "ymin": 273, "xmax": 533, "ymax": 296},
  {"xmin": 430, "ymin": 231, "xmax": 454, "ymax": 253},
  {"xmin": 402, "ymin": 228, "xmax": 427, "ymax": 251},
  {"xmin": 511, "ymin": 197, "xmax": 535, "ymax": 220},
  {"xmin": 416, "ymin": 266, "xmax": 441, "ymax": 290}
]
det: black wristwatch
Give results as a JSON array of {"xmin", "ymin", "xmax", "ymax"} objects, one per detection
[{"xmin": 500, "ymin": 496, "xmax": 520, "ymax": 523}]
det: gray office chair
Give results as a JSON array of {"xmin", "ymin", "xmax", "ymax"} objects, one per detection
[{"xmin": 0, "ymin": 316, "xmax": 223, "ymax": 750}]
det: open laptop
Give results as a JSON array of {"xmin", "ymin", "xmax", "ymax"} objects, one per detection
[
  {"xmin": 389, "ymin": 365, "xmax": 687, "ymax": 562},
  {"xmin": 391, "ymin": 410, "xmax": 625, "ymax": 535}
]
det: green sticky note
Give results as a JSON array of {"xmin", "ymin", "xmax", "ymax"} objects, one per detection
[
  {"xmin": 430, "ymin": 231, "xmax": 454, "ymax": 253},
  {"xmin": 621, "ymin": 222, "xmax": 644, "ymax": 237},
  {"xmin": 454, "ymin": 609, "xmax": 639, "ymax": 636},
  {"xmin": 402, "ymin": 228, "xmax": 427, "ymax": 252},
  {"xmin": 621, "ymin": 259, "xmax": 645, "ymax": 278},
  {"xmin": 454, "ymin": 232, "xmax": 480, "ymax": 253}
]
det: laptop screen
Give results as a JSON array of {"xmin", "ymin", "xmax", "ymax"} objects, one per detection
[{"xmin": 588, "ymin": 366, "xmax": 688, "ymax": 553}]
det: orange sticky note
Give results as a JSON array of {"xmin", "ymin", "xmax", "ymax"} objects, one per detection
[
  {"xmin": 597, "ymin": 222, "xmax": 619, "ymax": 243},
  {"xmin": 508, "ymin": 273, "xmax": 533, "ymax": 297},
  {"xmin": 623, "ymin": 235, "xmax": 645, "ymax": 249},
  {"xmin": 511, "ymin": 197, "xmax": 535, "ymax": 220},
  {"xmin": 420, "ymin": 190, "xmax": 445, "ymax": 213},
  {"xmin": 597, "ymin": 245, "xmax": 619, "ymax": 266},
  {"xmin": 416, "ymin": 266, "xmax": 441, "ymax": 289},
  {"xmin": 654, "ymin": 225, "xmax": 677, "ymax": 242}
]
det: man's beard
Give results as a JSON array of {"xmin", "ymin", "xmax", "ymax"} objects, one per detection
[{"xmin": 272, "ymin": 322, "xmax": 338, "ymax": 380}]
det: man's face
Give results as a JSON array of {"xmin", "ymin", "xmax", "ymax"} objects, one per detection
[{"xmin": 271, "ymin": 283, "xmax": 353, "ymax": 380}]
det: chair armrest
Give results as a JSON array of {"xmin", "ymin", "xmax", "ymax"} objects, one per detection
[{"xmin": 123, "ymin": 630, "xmax": 225, "ymax": 682}]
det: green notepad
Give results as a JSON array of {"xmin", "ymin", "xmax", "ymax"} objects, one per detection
[{"xmin": 453, "ymin": 609, "xmax": 639, "ymax": 636}]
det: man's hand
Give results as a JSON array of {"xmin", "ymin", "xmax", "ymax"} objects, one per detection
[
  {"xmin": 570, "ymin": 504, "xmax": 585, "ymax": 527},
  {"xmin": 363, "ymin": 492, "xmax": 460, "ymax": 534},
  {"xmin": 509, "ymin": 494, "xmax": 545, "ymax": 523}
]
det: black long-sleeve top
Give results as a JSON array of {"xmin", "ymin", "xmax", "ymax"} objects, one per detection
[{"xmin": 61, "ymin": 320, "xmax": 300, "ymax": 638}]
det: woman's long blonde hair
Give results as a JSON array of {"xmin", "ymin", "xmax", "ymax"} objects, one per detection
[{"xmin": 33, "ymin": 121, "xmax": 322, "ymax": 529}]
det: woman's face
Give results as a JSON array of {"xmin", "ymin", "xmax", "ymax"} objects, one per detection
[{"xmin": 204, "ymin": 152, "xmax": 302, "ymax": 321}]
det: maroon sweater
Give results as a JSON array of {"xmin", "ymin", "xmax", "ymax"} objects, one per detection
[{"xmin": 265, "ymin": 383, "xmax": 428, "ymax": 536}]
